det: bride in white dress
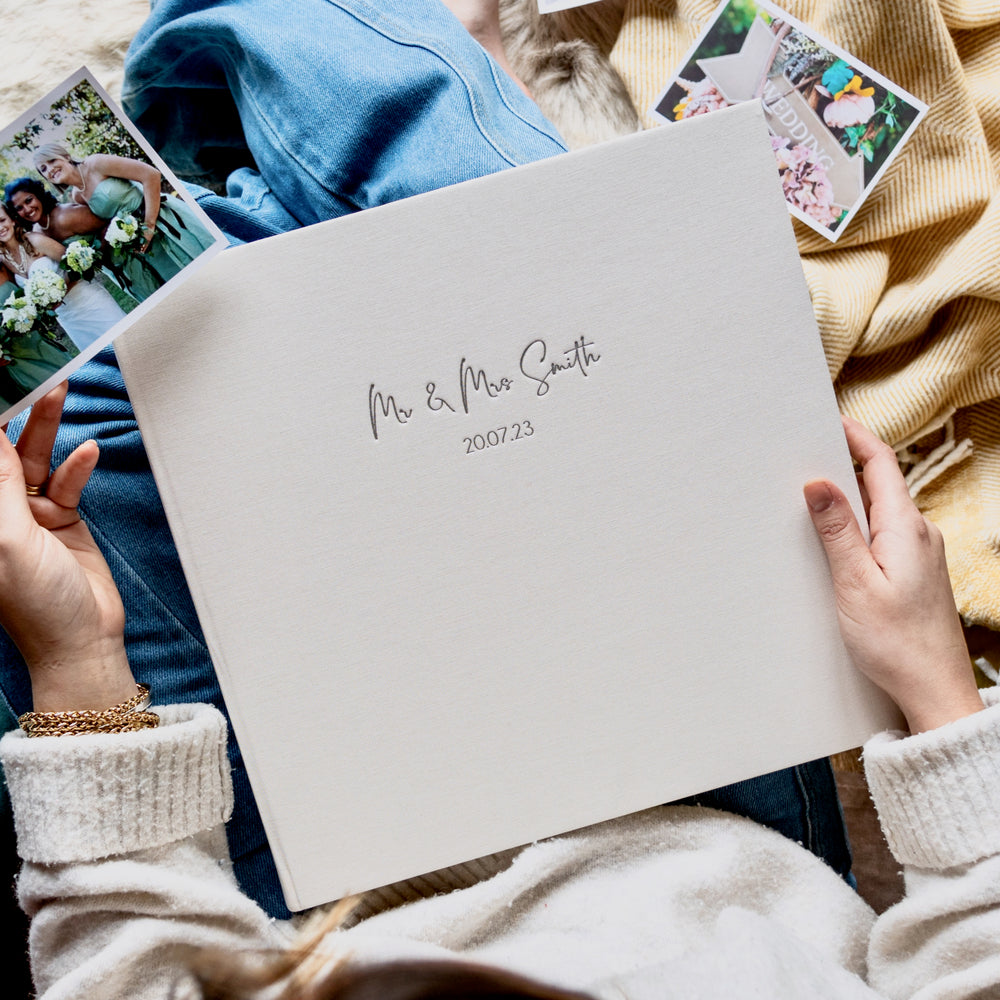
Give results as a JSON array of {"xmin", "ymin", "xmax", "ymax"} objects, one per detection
[{"xmin": 0, "ymin": 202, "xmax": 125, "ymax": 352}]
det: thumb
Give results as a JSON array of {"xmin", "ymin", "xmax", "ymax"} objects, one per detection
[
  {"xmin": 0, "ymin": 429, "xmax": 36, "ymax": 536},
  {"xmin": 803, "ymin": 480, "xmax": 874, "ymax": 590}
]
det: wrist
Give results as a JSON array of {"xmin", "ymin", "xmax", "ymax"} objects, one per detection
[
  {"xmin": 27, "ymin": 638, "xmax": 136, "ymax": 713},
  {"xmin": 895, "ymin": 668, "xmax": 986, "ymax": 734},
  {"xmin": 902, "ymin": 692, "xmax": 986, "ymax": 735},
  {"xmin": 18, "ymin": 682, "xmax": 156, "ymax": 737}
]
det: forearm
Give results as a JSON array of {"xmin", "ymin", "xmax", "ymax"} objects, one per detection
[
  {"xmin": 2, "ymin": 704, "xmax": 282, "ymax": 998},
  {"xmin": 142, "ymin": 179, "xmax": 161, "ymax": 235}
]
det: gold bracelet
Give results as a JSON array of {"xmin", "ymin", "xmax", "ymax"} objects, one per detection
[{"xmin": 18, "ymin": 683, "xmax": 159, "ymax": 738}]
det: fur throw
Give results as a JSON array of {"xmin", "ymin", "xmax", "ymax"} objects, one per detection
[{"xmin": 500, "ymin": 0, "xmax": 641, "ymax": 148}]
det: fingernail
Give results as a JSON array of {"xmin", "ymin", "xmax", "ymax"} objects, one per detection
[{"xmin": 805, "ymin": 482, "xmax": 835, "ymax": 512}]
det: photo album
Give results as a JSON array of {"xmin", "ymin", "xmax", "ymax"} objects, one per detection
[
  {"xmin": 0, "ymin": 10, "xmax": 915, "ymax": 907},
  {"xmin": 113, "ymin": 100, "xmax": 901, "ymax": 909}
]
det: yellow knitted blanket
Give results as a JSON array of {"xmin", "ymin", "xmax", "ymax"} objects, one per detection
[{"xmin": 609, "ymin": 0, "xmax": 1000, "ymax": 629}]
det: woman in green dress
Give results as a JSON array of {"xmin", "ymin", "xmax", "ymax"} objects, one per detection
[
  {"xmin": 0, "ymin": 262, "xmax": 76, "ymax": 405},
  {"xmin": 33, "ymin": 143, "xmax": 215, "ymax": 302}
]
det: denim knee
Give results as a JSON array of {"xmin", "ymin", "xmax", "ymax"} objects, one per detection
[{"xmin": 123, "ymin": 0, "xmax": 567, "ymax": 228}]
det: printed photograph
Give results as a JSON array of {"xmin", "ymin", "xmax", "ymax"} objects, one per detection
[
  {"xmin": 535, "ymin": 0, "xmax": 594, "ymax": 13},
  {"xmin": 0, "ymin": 68, "xmax": 224, "ymax": 420},
  {"xmin": 651, "ymin": 0, "xmax": 927, "ymax": 240}
]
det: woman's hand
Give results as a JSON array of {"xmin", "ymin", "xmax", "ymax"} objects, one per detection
[
  {"xmin": 0, "ymin": 383, "xmax": 134, "ymax": 712},
  {"xmin": 804, "ymin": 416, "xmax": 982, "ymax": 733}
]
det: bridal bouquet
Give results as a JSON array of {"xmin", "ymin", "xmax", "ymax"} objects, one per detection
[
  {"xmin": 61, "ymin": 237, "xmax": 103, "ymax": 283},
  {"xmin": 770, "ymin": 135, "xmax": 838, "ymax": 228},
  {"xmin": 25, "ymin": 268, "xmax": 67, "ymax": 309}
]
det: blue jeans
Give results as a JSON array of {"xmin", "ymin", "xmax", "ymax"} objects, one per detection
[
  {"xmin": 0, "ymin": 0, "xmax": 851, "ymax": 919},
  {"xmin": 122, "ymin": 0, "xmax": 567, "ymax": 229}
]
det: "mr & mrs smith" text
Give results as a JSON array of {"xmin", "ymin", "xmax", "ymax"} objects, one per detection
[{"xmin": 368, "ymin": 335, "xmax": 601, "ymax": 440}]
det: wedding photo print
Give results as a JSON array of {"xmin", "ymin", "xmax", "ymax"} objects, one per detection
[
  {"xmin": 0, "ymin": 68, "xmax": 224, "ymax": 421},
  {"xmin": 651, "ymin": 0, "xmax": 927, "ymax": 240}
]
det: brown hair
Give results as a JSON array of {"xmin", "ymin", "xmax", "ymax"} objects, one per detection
[
  {"xmin": 179, "ymin": 901, "xmax": 595, "ymax": 1000},
  {"xmin": 198, "ymin": 959, "xmax": 597, "ymax": 1000}
]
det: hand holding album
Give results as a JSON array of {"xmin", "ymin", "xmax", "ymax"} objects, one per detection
[
  {"xmin": 0, "ymin": 384, "xmax": 134, "ymax": 713},
  {"xmin": 805, "ymin": 417, "xmax": 981, "ymax": 735}
]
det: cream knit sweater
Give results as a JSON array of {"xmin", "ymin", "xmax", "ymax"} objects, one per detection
[{"xmin": 3, "ymin": 695, "xmax": 1000, "ymax": 1000}]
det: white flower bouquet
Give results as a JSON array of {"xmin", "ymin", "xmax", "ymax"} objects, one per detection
[
  {"xmin": 105, "ymin": 213, "xmax": 144, "ymax": 264},
  {"xmin": 1, "ymin": 291, "xmax": 38, "ymax": 335},
  {"xmin": 61, "ymin": 238, "xmax": 103, "ymax": 282},
  {"xmin": 0, "ymin": 287, "xmax": 71, "ymax": 353},
  {"xmin": 25, "ymin": 268, "xmax": 67, "ymax": 309},
  {"xmin": 65, "ymin": 240, "xmax": 96, "ymax": 272}
]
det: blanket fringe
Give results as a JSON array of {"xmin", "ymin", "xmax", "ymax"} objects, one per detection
[{"xmin": 894, "ymin": 412, "xmax": 974, "ymax": 499}]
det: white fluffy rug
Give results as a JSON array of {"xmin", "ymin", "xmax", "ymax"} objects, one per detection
[{"xmin": 0, "ymin": 0, "xmax": 149, "ymax": 122}]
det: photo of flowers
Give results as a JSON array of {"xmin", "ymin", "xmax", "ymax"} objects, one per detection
[
  {"xmin": 651, "ymin": 0, "xmax": 928, "ymax": 240},
  {"xmin": 0, "ymin": 68, "xmax": 225, "ymax": 422}
]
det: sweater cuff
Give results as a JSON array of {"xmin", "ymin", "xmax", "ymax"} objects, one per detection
[
  {"xmin": 863, "ymin": 689, "xmax": 1000, "ymax": 869},
  {"xmin": 0, "ymin": 703, "xmax": 234, "ymax": 864}
]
